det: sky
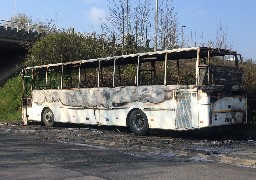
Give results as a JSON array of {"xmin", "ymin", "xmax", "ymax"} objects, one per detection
[{"xmin": 0, "ymin": 0, "xmax": 256, "ymax": 60}]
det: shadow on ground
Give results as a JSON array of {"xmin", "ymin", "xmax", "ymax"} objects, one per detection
[{"xmin": 25, "ymin": 121, "xmax": 256, "ymax": 141}]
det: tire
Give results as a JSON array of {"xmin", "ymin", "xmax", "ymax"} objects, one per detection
[
  {"xmin": 128, "ymin": 109, "xmax": 149, "ymax": 136},
  {"xmin": 42, "ymin": 108, "xmax": 54, "ymax": 127}
]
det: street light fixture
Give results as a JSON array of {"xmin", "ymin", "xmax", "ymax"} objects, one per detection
[{"xmin": 181, "ymin": 26, "xmax": 186, "ymax": 48}]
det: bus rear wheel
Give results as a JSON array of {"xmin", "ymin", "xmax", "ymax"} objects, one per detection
[
  {"xmin": 42, "ymin": 108, "xmax": 54, "ymax": 127},
  {"xmin": 128, "ymin": 109, "xmax": 149, "ymax": 136}
]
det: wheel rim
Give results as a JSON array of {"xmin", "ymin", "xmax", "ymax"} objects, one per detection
[
  {"xmin": 132, "ymin": 113, "xmax": 145, "ymax": 131},
  {"xmin": 44, "ymin": 110, "xmax": 53, "ymax": 123}
]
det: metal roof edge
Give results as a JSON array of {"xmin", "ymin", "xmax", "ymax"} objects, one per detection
[{"xmin": 24, "ymin": 47, "xmax": 239, "ymax": 69}]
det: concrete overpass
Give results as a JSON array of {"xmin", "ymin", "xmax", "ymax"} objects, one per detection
[{"xmin": 0, "ymin": 20, "xmax": 43, "ymax": 85}]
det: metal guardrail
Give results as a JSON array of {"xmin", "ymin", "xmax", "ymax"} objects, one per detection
[{"xmin": 0, "ymin": 19, "xmax": 60, "ymax": 34}]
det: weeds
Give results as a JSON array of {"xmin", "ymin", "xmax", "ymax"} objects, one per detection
[{"xmin": 0, "ymin": 76, "xmax": 22, "ymax": 122}]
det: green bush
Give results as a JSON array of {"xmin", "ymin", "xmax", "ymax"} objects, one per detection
[
  {"xmin": 242, "ymin": 60, "xmax": 256, "ymax": 124},
  {"xmin": 0, "ymin": 76, "xmax": 22, "ymax": 122}
]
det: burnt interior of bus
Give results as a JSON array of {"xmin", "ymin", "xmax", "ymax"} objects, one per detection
[
  {"xmin": 198, "ymin": 50, "xmax": 242, "ymax": 87},
  {"xmin": 22, "ymin": 47, "xmax": 244, "ymax": 98}
]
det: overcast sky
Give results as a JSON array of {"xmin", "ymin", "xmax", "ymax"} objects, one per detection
[{"xmin": 0, "ymin": 0, "xmax": 255, "ymax": 60}]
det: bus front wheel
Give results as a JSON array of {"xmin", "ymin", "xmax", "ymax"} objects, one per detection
[
  {"xmin": 128, "ymin": 109, "xmax": 149, "ymax": 136},
  {"xmin": 42, "ymin": 108, "xmax": 54, "ymax": 127}
]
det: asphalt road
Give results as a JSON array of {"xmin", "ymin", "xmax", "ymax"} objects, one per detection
[{"xmin": 0, "ymin": 126, "xmax": 256, "ymax": 180}]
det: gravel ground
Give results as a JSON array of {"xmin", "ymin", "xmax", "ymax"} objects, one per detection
[
  {"xmin": 1, "ymin": 122, "xmax": 256, "ymax": 168},
  {"xmin": 1, "ymin": 122, "xmax": 256, "ymax": 179}
]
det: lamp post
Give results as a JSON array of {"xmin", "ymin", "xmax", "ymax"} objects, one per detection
[
  {"xmin": 181, "ymin": 25, "xmax": 186, "ymax": 48},
  {"xmin": 154, "ymin": 0, "xmax": 158, "ymax": 52},
  {"xmin": 13, "ymin": 0, "xmax": 16, "ymax": 15}
]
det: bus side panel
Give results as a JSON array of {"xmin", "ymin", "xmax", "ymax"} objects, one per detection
[
  {"xmin": 197, "ymin": 90, "xmax": 210, "ymax": 128},
  {"xmin": 76, "ymin": 108, "xmax": 100, "ymax": 125},
  {"xmin": 26, "ymin": 103, "xmax": 44, "ymax": 122},
  {"xmin": 54, "ymin": 108, "xmax": 100, "ymax": 125},
  {"xmin": 99, "ymin": 108, "xmax": 129, "ymax": 126},
  {"xmin": 56, "ymin": 108, "xmax": 76, "ymax": 123},
  {"xmin": 191, "ymin": 92, "xmax": 199, "ymax": 128},
  {"xmin": 22, "ymin": 107, "xmax": 27, "ymax": 124},
  {"xmin": 146, "ymin": 110, "xmax": 176, "ymax": 129},
  {"xmin": 210, "ymin": 96, "xmax": 246, "ymax": 126},
  {"xmin": 141, "ymin": 98, "xmax": 176, "ymax": 129}
]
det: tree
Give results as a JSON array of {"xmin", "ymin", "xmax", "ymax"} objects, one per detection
[
  {"xmin": 207, "ymin": 20, "xmax": 232, "ymax": 49},
  {"xmin": 26, "ymin": 30, "xmax": 113, "ymax": 66},
  {"xmin": 104, "ymin": 0, "xmax": 135, "ymax": 54},
  {"xmin": 215, "ymin": 20, "xmax": 231, "ymax": 49},
  {"xmin": 11, "ymin": 13, "xmax": 32, "ymax": 30},
  {"xmin": 133, "ymin": 0, "xmax": 152, "ymax": 52},
  {"xmin": 158, "ymin": 0, "xmax": 179, "ymax": 50},
  {"xmin": 104, "ymin": 0, "xmax": 180, "ymax": 53},
  {"xmin": 104, "ymin": 0, "xmax": 152, "ymax": 54},
  {"xmin": 10, "ymin": 13, "xmax": 58, "ymax": 34}
]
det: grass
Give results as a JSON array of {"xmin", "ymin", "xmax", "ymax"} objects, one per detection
[{"xmin": 0, "ymin": 76, "xmax": 22, "ymax": 122}]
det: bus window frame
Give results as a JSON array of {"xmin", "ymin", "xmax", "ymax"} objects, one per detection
[{"xmin": 24, "ymin": 47, "xmax": 243, "ymax": 92}]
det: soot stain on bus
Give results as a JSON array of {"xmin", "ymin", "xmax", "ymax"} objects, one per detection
[{"xmin": 32, "ymin": 86, "xmax": 174, "ymax": 108}]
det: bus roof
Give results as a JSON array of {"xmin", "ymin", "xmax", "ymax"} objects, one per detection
[{"xmin": 24, "ymin": 47, "xmax": 238, "ymax": 70}]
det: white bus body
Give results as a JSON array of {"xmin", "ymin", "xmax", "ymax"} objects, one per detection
[{"xmin": 22, "ymin": 47, "xmax": 247, "ymax": 135}]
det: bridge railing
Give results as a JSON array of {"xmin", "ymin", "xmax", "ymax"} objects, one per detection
[{"xmin": 0, "ymin": 19, "xmax": 60, "ymax": 34}]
